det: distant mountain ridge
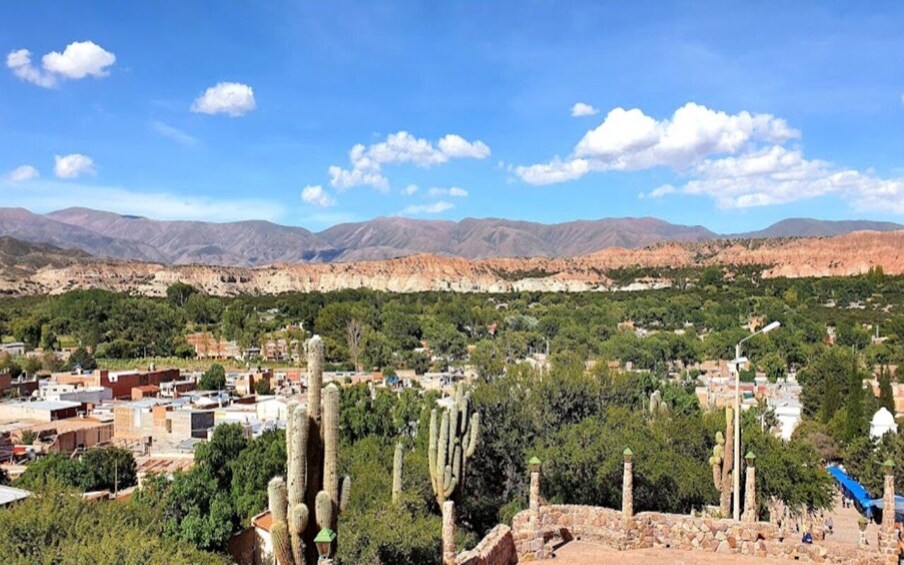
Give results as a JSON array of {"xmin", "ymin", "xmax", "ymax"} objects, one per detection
[{"xmin": 0, "ymin": 206, "xmax": 900, "ymax": 267}]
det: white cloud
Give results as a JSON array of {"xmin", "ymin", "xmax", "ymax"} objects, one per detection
[
  {"xmin": 6, "ymin": 165, "xmax": 40, "ymax": 182},
  {"xmin": 151, "ymin": 121, "xmax": 197, "ymax": 146},
  {"xmin": 400, "ymin": 201, "xmax": 454, "ymax": 215},
  {"xmin": 437, "ymin": 134, "xmax": 491, "ymax": 159},
  {"xmin": 42, "ymin": 41, "xmax": 115, "ymax": 79},
  {"xmin": 514, "ymin": 157, "xmax": 590, "ymax": 185},
  {"xmin": 0, "ymin": 178, "xmax": 285, "ymax": 222},
  {"xmin": 428, "ymin": 186, "xmax": 468, "ymax": 198},
  {"xmin": 54, "ymin": 154, "xmax": 95, "ymax": 179},
  {"xmin": 6, "ymin": 49, "xmax": 56, "ymax": 87},
  {"xmin": 328, "ymin": 131, "xmax": 490, "ymax": 191},
  {"xmin": 301, "ymin": 185, "xmax": 336, "ymax": 208},
  {"xmin": 7, "ymin": 42, "xmax": 115, "ymax": 88},
  {"xmin": 517, "ymin": 102, "xmax": 797, "ymax": 185},
  {"xmin": 401, "ymin": 184, "xmax": 419, "ymax": 196},
  {"xmin": 660, "ymin": 145, "xmax": 904, "ymax": 213},
  {"xmin": 571, "ymin": 102, "xmax": 599, "ymax": 117},
  {"xmin": 191, "ymin": 82, "xmax": 256, "ymax": 117},
  {"xmin": 640, "ymin": 184, "xmax": 677, "ymax": 199}
]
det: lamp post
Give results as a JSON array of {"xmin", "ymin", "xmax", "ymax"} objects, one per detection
[
  {"xmin": 314, "ymin": 528, "xmax": 336, "ymax": 562},
  {"xmin": 732, "ymin": 320, "xmax": 780, "ymax": 521}
]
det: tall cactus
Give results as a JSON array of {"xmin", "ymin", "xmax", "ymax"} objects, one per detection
[
  {"xmin": 708, "ymin": 406, "xmax": 734, "ymax": 517},
  {"xmin": 392, "ymin": 442, "xmax": 403, "ymax": 504},
  {"xmin": 428, "ymin": 386, "xmax": 480, "ymax": 506},
  {"xmin": 267, "ymin": 335, "xmax": 351, "ymax": 565},
  {"xmin": 649, "ymin": 390, "xmax": 669, "ymax": 417}
]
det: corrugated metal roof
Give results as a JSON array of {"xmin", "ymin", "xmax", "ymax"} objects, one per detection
[{"xmin": 0, "ymin": 485, "xmax": 31, "ymax": 506}]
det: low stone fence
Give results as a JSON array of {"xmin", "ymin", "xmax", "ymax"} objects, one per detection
[
  {"xmin": 460, "ymin": 454, "xmax": 904, "ymax": 564},
  {"xmin": 456, "ymin": 524, "xmax": 517, "ymax": 565},
  {"xmin": 506, "ymin": 505, "xmax": 898, "ymax": 564}
]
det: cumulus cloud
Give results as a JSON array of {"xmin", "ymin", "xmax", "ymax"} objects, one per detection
[
  {"xmin": 54, "ymin": 154, "xmax": 95, "ymax": 179},
  {"xmin": 401, "ymin": 184, "xmax": 419, "ymax": 196},
  {"xmin": 328, "ymin": 131, "xmax": 490, "ymax": 191},
  {"xmin": 400, "ymin": 201, "xmax": 454, "ymax": 215},
  {"xmin": 301, "ymin": 185, "xmax": 336, "ymax": 208},
  {"xmin": 428, "ymin": 186, "xmax": 468, "ymax": 198},
  {"xmin": 640, "ymin": 184, "xmax": 677, "ymax": 199},
  {"xmin": 514, "ymin": 157, "xmax": 590, "ymax": 186},
  {"xmin": 517, "ymin": 102, "xmax": 797, "ymax": 185},
  {"xmin": 191, "ymin": 82, "xmax": 256, "ymax": 116},
  {"xmin": 515, "ymin": 101, "xmax": 904, "ymax": 214},
  {"xmin": 6, "ymin": 165, "xmax": 40, "ymax": 182},
  {"xmin": 571, "ymin": 102, "xmax": 599, "ymax": 117},
  {"xmin": 6, "ymin": 41, "xmax": 115, "ymax": 88},
  {"xmin": 151, "ymin": 121, "xmax": 197, "ymax": 146},
  {"xmin": 437, "ymin": 134, "xmax": 491, "ymax": 159},
  {"xmin": 678, "ymin": 145, "xmax": 904, "ymax": 212}
]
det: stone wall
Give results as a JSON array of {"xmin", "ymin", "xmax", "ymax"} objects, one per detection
[
  {"xmin": 456, "ymin": 524, "xmax": 517, "ymax": 565},
  {"xmin": 506, "ymin": 505, "xmax": 898, "ymax": 565}
]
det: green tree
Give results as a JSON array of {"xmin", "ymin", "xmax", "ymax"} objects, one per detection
[
  {"xmin": 166, "ymin": 282, "xmax": 199, "ymax": 309},
  {"xmin": 198, "ymin": 363, "xmax": 226, "ymax": 391},
  {"xmin": 879, "ymin": 366, "xmax": 895, "ymax": 413},
  {"xmin": 470, "ymin": 340, "xmax": 504, "ymax": 381},
  {"xmin": 66, "ymin": 347, "xmax": 97, "ymax": 371}
]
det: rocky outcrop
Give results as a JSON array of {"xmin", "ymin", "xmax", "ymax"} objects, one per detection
[{"xmin": 2, "ymin": 230, "xmax": 904, "ymax": 297}]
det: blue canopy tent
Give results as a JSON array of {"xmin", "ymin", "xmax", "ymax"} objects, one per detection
[
  {"xmin": 870, "ymin": 495, "xmax": 904, "ymax": 524},
  {"xmin": 827, "ymin": 466, "xmax": 877, "ymax": 519}
]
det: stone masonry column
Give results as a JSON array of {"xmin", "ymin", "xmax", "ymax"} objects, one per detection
[
  {"xmin": 623, "ymin": 448, "xmax": 634, "ymax": 524},
  {"xmin": 528, "ymin": 456, "xmax": 546, "ymax": 560},
  {"xmin": 442, "ymin": 500, "xmax": 456, "ymax": 565},
  {"xmin": 743, "ymin": 452, "xmax": 757, "ymax": 523},
  {"xmin": 878, "ymin": 459, "xmax": 897, "ymax": 556}
]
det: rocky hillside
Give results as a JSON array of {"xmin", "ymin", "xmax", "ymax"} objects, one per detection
[{"xmin": 2, "ymin": 230, "xmax": 903, "ymax": 297}]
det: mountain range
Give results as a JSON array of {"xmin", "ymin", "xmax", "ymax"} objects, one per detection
[{"xmin": 0, "ymin": 206, "xmax": 901, "ymax": 267}]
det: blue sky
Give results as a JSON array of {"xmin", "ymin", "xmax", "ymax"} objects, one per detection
[{"xmin": 2, "ymin": 1, "xmax": 903, "ymax": 233}]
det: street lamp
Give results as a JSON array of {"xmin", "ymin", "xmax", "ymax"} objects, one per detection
[
  {"xmin": 731, "ymin": 320, "xmax": 780, "ymax": 521},
  {"xmin": 314, "ymin": 528, "xmax": 336, "ymax": 561}
]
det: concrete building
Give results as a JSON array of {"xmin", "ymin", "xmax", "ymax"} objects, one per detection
[
  {"xmin": 186, "ymin": 332, "xmax": 240, "ymax": 360},
  {"xmin": 21, "ymin": 417, "xmax": 114, "ymax": 454},
  {"xmin": 0, "ymin": 342, "xmax": 26, "ymax": 356},
  {"xmin": 0, "ymin": 400, "xmax": 81, "ymax": 422},
  {"xmin": 41, "ymin": 383, "xmax": 112, "ymax": 405},
  {"xmin": 54, "ymin": 368, "xmax": 181, "ymax": 400},
  {"xmin": 113, "ymin": 398, "xmax": 215, "ymax": 446}
]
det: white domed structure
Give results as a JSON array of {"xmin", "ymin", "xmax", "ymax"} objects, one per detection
[{"xmin": 870, "ymin": 407, "xmax": 898, "ymax": 439}]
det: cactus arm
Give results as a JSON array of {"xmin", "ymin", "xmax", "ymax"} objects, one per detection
[
  {"xmin": 465, "ymin": 413, "xmax": 479, "ymax": 458},
  {"xmin": 339, "ymin": 475, "xmax": 351, "ymax": 513},
  {"xmin": 323, "ymin": 385, "xmax": 340, "ymax": 511},
  {"xmin": 315, "ymin": 490, "xmax": 334, "ymax": 531},
  {"xmin": 268, "ymin": 477, "xmax": 288, "ymax": 522},
  {"xmin": 428, "ymin": 409, "xmax": 438, "ymax": 495},
  {"xmin": 392, "ymin": 443, "xmax": 403, "ymax": 504},
  {"xmin": 271, "ymin": 520, "xmax": 295, "ymax": 565},
  {"xmin": 288, "ymin": 503, "xmax": 308, "ymax": 565}
]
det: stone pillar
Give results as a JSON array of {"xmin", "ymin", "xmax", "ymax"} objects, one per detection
[
  {"xmin": 529, "ymin": 470, "xmax": 541, "ymax": 526},
  {"xmin": 743, "ymin": 452, "xmax": 756, "ymax": 523},
  {"xmin": 877, "ymin": 460, "xmax": 897, "ymax": 555},
  {"xmin": 442, "ymin": 500, "xmax": 456, "ymax": 565},
  {"xmin": 622, "ymin": 448, "xmax": 634, "ymax": 523}
]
